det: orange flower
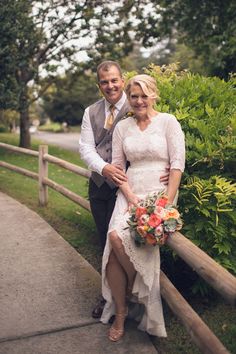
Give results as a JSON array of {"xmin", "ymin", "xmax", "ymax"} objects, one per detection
[
  {"xmin": 146, "ymin": 234, "xmax": 157, "ymax": 245},
  {"xmin": 135, "ymin": 207, "xmax": 147, "ymax": 219},
  {"xmin": 163, "ymin": 208, "xmax": 180, "ymax": 220},
  {"xmin": 156, "ymin": 196, "xmax": 168, "ymax": 208},
  {"xmin": 137, "ymin": 226, "xmax": 147, "ymax": 237},
  {"xmin": 148, "ymin": 214, "xmax": 162, "ymax": 227}
]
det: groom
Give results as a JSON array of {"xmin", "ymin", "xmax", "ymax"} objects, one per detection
[
  {"xmin": 79, "ymin": 61, "xmax": 129, "ymax": 251},
  {"xmin": 79, "ymin": 60, "xmax": 169, "ymax": 318}
]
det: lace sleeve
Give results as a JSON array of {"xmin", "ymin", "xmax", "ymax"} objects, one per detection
[
  {"xmin": 166, "ymin": 115, "xmax": 185, "ymax": 172},
  {"xmin": 112, "ymin": 123, "xmax": 127, "ymax": 170}
]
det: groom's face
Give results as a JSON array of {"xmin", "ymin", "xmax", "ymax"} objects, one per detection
[{"xmin": 98, "ymin": 66, "xmax": 124, "ymax": 105}]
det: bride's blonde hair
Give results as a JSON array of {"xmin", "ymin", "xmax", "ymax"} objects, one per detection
[{"xmin": 125, "ymin": 74, "xmax": 160, "ymax": 101}]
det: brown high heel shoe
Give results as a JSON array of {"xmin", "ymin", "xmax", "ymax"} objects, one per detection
[{"xmin": 108, "ymin": 309, "xmax": 128, "ymax": 342}]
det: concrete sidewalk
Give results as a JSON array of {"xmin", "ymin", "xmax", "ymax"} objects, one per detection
[{"xmin": 0, "ymin": 192, "xmax": 157, "ymax": 354}]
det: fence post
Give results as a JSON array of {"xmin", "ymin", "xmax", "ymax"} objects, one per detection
[{"xmin": 39, "ymin": 145, "xmax": 48, "ymax": 206}]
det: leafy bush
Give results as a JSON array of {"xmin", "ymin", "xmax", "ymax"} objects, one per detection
[
  {"xmin": 181, "ymin": 176, "xmax": 236, "ymax": 273},
  {"xmin": 132, "ymin": 64, "xmax": 236, "ymax": 294},
  {"xmin": 38, "ymin": 122, "xmax": 64, "ymax": 133},
  {"xmin": 0, "ymin": 124, "xmax": 8, "ymax": 132}
]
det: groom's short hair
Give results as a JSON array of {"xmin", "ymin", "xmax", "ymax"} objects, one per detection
[{"xmin": 97, "ymin": 61, "xmax": 122, "ymax": 81}]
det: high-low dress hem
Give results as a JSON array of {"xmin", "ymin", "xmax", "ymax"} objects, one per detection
[{"xmin": 100, "ymin": 114, "xmax": 185, "ymax": 337}]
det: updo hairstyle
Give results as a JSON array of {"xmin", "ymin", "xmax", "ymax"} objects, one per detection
[{"xmin": 125, "ymin": 74, "xmax": 160, "ymax": 101}]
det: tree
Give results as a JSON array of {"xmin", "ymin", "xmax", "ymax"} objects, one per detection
[
  {"xmin": 132, "ymin": 0, "xmax": 236, "ymax": 78},
  {"xmin": 0, "ymin": 2, "xmax": 22, "ymax": 110},
  {"xmin": 0, "ymin": 109, "xmax": 19, "ymax": 132},
  {"xmin": 0, "ymin": 1, "xmax": 134, "ymax": 148},
  {"xmin": 42, "ymin": 70, "xmax": 100, "ymax": 126},
  {"xmin": 120, "ymin": 42, "xmax": 173, "ymax": 72},
  {"xmin": 169, "ymin": 44, "xmax": 207, "ymax": 75}
]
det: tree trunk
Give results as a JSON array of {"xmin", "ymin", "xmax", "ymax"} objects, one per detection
[{"xmin": 19, "ymin": 85, "xmax": 31, "ymax": 148}]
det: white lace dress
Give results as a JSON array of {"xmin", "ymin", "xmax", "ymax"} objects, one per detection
[{"xmin": 100, "ymin": 113, "xmax": 185, "ymax": 337}]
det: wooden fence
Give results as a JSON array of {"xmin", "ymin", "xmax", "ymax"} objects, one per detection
[{"xmin": 0, "ymin": 142, "xmax": 236, "ymax": 354}]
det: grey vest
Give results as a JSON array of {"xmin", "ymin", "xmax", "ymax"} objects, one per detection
[{"xmin": 89, "ymin": 98, "xmax": 130, "ymax": 188}]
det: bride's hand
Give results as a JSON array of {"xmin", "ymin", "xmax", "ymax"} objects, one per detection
[{"xmin": 125, "ymin": 194, "xmax": 140, "ymax": 213}]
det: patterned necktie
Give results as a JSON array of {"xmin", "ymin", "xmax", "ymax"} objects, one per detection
[{"xmin": 105, "ymin": 104, "xmax": 115, "ymax": 130}]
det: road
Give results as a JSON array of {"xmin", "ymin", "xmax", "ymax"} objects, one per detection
[{"xmin": 33, "ymin": 131, "xmax": 80, "ymax": 152}]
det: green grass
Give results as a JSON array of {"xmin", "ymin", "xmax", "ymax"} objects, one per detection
[
  {"xmin": 0, "ymin": 133, "xmax": 102, "ymax": 271},
  {"xmin": 152, "ymin": 297, "xmax": 236, "ymax": 353},
  {"xmin": 0, "ymin": 132, "xmax": 235, "ymax": 354}
]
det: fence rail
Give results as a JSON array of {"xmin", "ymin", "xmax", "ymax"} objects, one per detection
[{"xmin": 1, "ymin": 141, "xmax": 235, "ymax": 354}]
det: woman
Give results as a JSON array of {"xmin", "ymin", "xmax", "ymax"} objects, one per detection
[{"xmin": 100, "ymin": 74, "xmax": 185, "ymax": 341}]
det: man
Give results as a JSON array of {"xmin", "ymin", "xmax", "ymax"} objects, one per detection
[
  {"xmin": 79, "ymin": 60, "xmax": 168, "ymax": 318},
  {"xmin": 79, "ymin": 61, "xmax": 129, "ymax": 251}
]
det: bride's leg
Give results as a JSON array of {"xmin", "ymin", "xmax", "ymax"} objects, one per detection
[
  {"xmin": 109, "ymin": 231, "xmax": 136, "ymax": 294},
  {"xmin": 106, "ymin": 250, "xmax": 127, "ymax": 312},
  {"xmin": 106, "ymin": 250, "xmax": 128, "ymax": 341}
]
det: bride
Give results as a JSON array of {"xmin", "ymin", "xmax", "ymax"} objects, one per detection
[{"xmin": 100, "ymin": 74, "xmax": 185, "ymax": 341}]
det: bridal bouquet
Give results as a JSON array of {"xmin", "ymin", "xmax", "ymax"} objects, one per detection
[{"xmin": 127, "ymin": 191, "xmax": 183, "ymax": 247}]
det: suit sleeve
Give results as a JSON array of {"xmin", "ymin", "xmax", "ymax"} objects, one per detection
[{"xmin": 79, "ymin": 107, "xmax": 108, "ymax": 175}]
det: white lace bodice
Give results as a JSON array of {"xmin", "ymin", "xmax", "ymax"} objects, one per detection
[{"xmin": 112, "ymin": 113, "xmax": 185, "ymax": 195}]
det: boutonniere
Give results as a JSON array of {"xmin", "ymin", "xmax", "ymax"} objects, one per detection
[{"xmin": 122, "ymin": 111, "xmax": 134, "ymax": 120}]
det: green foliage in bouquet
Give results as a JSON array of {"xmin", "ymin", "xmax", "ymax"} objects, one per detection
[{"xmin": 125, "ymin": 64, "xmax": 236, "ymax": 295}]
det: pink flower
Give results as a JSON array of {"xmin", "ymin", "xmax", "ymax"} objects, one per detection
[
  {"xmin": 135, "ymin": 207, "xmax": 147, "ymax": 219},
  {"xmin": 148, "ymin": 214, "xmax": 162, "ymax": 228},
  {"xmin": 154, "ymin": 225, "xmax": 163, "ymax": 236},
  {"xmin": 154, "ymin": 206, "xmax": 166, "ymax": 218},
  {"xmin": 156, "ymin": 196, "xmax": 168, "ymax": 208}
]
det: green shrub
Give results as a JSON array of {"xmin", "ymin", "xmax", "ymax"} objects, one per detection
[
  {"xmin": 180, "ymin": 176, "xmax": 236, "ymax": 272},
  {"xmin": 145, "ymin": 64, "xmax": 236, "ymax": 180},
  {"xmin": 0, "ymin": 124, "xmax": 8, "ymax": 132},
  {"xmin": 38, "ymin": 122, "xmax": 63, "ymax": 132}
]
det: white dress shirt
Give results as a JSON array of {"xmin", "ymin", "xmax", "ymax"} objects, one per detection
[{"xmin": 79, "ymin": 92, "xmax": 127, "ymax": 175}]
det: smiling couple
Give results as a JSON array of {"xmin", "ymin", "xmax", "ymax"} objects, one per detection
[{"xmin": 79, "ymin": 61, "xmax": 185, "ymax": 341}]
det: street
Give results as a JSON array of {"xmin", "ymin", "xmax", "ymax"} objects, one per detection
[{"xmin": 33, "ymin": 131, "xmax": 80, "ymax": 152}]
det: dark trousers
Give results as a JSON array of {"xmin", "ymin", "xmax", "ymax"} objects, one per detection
[{"xmin": 89, "ymin": 179, "xmax": 118, "ymax": 251}]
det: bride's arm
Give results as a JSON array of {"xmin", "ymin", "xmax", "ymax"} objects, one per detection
[
  {"xmin": 119, "ymin": 181, "xmax": 140, "ymax": 206},
  {"xmin": 166, "ymin": 169, "xmax": 182, "ymax": 204},
  {"xmin": 166, "ymin": 116, "xmax": 185, "ymax": 203}
]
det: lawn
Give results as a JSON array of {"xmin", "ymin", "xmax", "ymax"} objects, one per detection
[{"xmin": 0, "ymin": 132, "xmax": 235, "ymax": 354}]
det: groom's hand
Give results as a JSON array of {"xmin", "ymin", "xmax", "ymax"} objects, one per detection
[
  {"xmin": 160, "ymin": 166, "xmax": 170, "ymax": 185},
  {"xmin": 102, "ymin": 164, "xmax": 128, "ymax": 185}
]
